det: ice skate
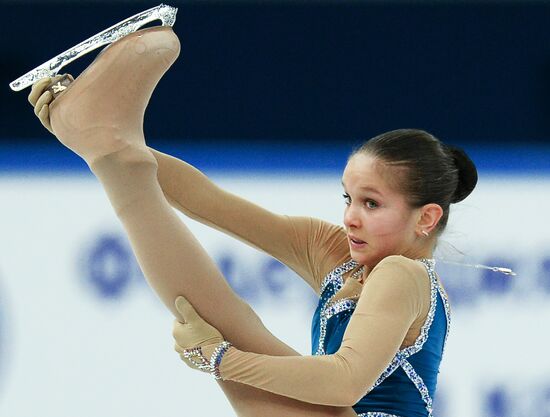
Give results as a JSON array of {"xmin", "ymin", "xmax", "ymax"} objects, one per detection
[{"xmin": 48, "ymin": 25, "xmax": 180, "ymax": 163}]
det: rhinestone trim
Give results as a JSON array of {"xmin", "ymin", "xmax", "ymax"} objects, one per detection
[
  {"xmin": 315, "ymin": 258, "xmax": 448, "ymax": 417},
  {"xmin": 323, "ymin": 298, "xmax": 358, "ymax": 320},
  {"xmin": 399, "ymin": 259, "xmax": 438, "ymax": 358},
  {"xmin": 182, "ymin": 347, "xmax": 211, "ymax": 371},
  {"xmin": 320, "ymin": 259, "xmax": 358, "ymax": 294},
  {"xmin": 315, "ymin": 260, "xmax": 360, "ymax": 355},
  {"xmin": 182, "ymin": 340, "xmax": 233, "ymax": 380},
  {"xmin": 401, "ymin": 359, "xmax": 433, "ymax": 417},
  {"xmin": 367, "ymin": 259, "xmax": 438, "ymax": 393},
  {"xmin": 210, "ymin": 341, "xmax": 233, "ymax": 380},
  {"xmin": 368, "ymin": 351, "xmax": 405, "ymax": 391},
  {"xmin": 437, "ymin": 284, "xmax": 451, "ymax": 356}
]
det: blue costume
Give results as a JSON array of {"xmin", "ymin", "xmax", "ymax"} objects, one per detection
[{"xmin": 311, "ymin": 259, "xmax": 451, "ymax": 417}]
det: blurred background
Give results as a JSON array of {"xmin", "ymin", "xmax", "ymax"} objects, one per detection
[{"xmin": 1, "ymin": 1, "xmax": 549, "ymax": 416}]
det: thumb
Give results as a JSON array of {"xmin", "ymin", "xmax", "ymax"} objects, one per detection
[
  {"xmin": 175, "ymin": 296, "xmax": 201, "ymax": 322},
  {"xmin": 28, "ymin": 77, "xmax": 55, "ymax": 106}
]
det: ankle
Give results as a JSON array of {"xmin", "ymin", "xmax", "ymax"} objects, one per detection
[
  {"xmin": 89, "ymin": 144, "xmax": 160, "ymax": 217},
  {"xmin": 89, "ymin": 144, "xmax": 158, "ymax": 176}
]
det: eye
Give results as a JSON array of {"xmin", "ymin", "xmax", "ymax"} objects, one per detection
[
  {"xmin": 342, "ymin": 193, "xmax": 351, "ymax": 206},
  {"xmin": 365, "ymin": 199, "xmax": 379, "ymax": 209}
]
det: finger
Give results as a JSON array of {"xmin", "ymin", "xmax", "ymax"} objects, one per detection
[
  {"xmin": 37, "ymin": 105, "xmax": 53, "ymax": 134},
  {"xmin": 28, "ymin": 76, "xmax": 57, "ymax": 106},
  {"xmin": 174, "ymin": 296, "xmax": 201, "ymax": 322},
  {"xmin": 172, "ymin": 318, "xmax": 185, "ymax": 336},
  {"xmin": 174, "ymin": 343, "xmax": 185, "ymax": 354},
  {"xmin": 47, "ymin": 74, "xmax": 74, "ymax": 99},
  {"xmin": 172, "ymin": 319, "xmax": 191, "ymax": 342},
  {"xmin": 34, "ymin": 91, "xmax": 53, "ymax": 117}
]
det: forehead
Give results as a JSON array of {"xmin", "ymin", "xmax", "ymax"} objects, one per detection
[
  {"xmin": 342, "ymin": 153, "xmax": 403, "ymax": 195},
  {"xmin": 343, "ymin": 153, "xmax": 384, "ymax": 184}
]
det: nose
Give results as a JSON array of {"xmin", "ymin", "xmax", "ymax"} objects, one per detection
[{"xmin": 343, "ymin": 205, "xmax": 361, "ymax": 230}]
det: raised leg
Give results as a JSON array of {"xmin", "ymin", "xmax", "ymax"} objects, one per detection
[{"xmin": 47, "ymin": 27, "xmax": 358, "ymax": 417}]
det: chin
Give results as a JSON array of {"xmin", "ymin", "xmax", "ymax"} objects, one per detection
[
  {"xmin": 349, "ymin": 250, "xmax": 372, "ymax": 266},
  {"xmin": 350, "ymin": 248, "xmax": 387, "ymax": 268}
]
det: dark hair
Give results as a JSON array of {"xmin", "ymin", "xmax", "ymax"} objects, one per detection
[{"xmin": 351, "ymin": 129, "xmax": 478, "ymax": 232}]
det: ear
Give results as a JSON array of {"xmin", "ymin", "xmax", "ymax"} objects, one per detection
[{"xmin": 415, "ymin": 203, "xmax": 443, "ymax": 237}]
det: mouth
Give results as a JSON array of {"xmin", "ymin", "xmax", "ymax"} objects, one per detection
[{"xmin": 348, "ymin": 235, "xmax": 367, "ymax": 248}]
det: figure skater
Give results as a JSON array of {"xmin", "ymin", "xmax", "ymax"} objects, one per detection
[{"xmin": 28, "ymin": 25, "xmax": 476, "ymax": 417}]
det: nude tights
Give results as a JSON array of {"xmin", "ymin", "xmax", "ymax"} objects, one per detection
[
  {"xmin": 89, "ymin": 147, "xmax": 359, "ymax": 417},
  {"xmin": 46, "ymin": 25, "xmax": 358, "ymax": 416}
]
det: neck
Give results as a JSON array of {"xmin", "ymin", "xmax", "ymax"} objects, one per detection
[{"xmin": 401, "ymin": 240, "xmax": 435, "ymax": 261}]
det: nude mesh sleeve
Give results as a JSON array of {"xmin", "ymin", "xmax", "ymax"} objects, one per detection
[
  {"xmin": 91, "ymin": 149, "xmax": 360, "ymax": 417},
  {"xmin": 150, "ymin": 148, "xmax": 348, "ymax": 292},
  {"xmin": 212, "ymin": 256, "xmax": 426, "ymax": 406}
]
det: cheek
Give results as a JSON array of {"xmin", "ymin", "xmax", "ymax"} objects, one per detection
[{"xmin": 366, "ymin": 210, "xmax": 411, "ymax": 237}]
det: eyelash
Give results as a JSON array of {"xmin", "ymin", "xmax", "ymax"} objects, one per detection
[
  {"xmin": 342, "ymin": 193, "xmax": 379, "ymax": 209},
  {"xmin": 342, "ymin": 193, "xmax": 351, "ymax": 205}
]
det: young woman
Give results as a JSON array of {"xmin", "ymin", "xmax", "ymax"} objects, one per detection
[{"xmin": 28, "ymin": 26, "xmax": 476, "ymax": 417}]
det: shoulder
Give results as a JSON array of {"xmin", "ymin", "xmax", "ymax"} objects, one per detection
[
  {"xmin": 360, "ymin": 255, "xmax": 426, "ymax": 317},
  {"xmin": 288, "ymin": 216, "xmax": 345, "ymax": 238},
  {"xmin": 302, "ymin": 217, "xmax": 349, "ymax": 259},
  {"xmin": 308, "ymin": 217, "xmax": 347, "ymax": 239},
  {"xmin": 374, "ymin": 255, "xmax": 427, "ymax": 274},
  {"xmin": 368, "ymin": 255, "xmax": 427, "ymax": 292}
]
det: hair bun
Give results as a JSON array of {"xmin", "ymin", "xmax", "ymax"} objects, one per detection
[{"xmin": 446, "ymin": 145, "xmax": 478, "ymax": 203}]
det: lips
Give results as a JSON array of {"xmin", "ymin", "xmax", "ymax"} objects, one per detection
[{"xmin": 348, "ymin": 235, "xmax": 367, "ymax": 247}]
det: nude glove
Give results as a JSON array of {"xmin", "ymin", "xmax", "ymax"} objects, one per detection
[
  {"xmin": 27, "ymin": 74, "xmax": 74, "ymax": 134},
  {"xmin": 173, "ymin": 296, "xmax": 227, "ymax": 373}
]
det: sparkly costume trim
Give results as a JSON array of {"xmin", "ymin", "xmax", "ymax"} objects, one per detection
[
  {"xmin": 316, "ymin": 260, "xmax": 359, "ymax": 355},
  {"xmin": 368, "ymin": 351, "xmax": 405, "ymax": 391},
  {"xmin": 323, "ymin": 298, "xmax": 358, "ymax": 320},
  {"xmin": 437, "ymin": 285, "xmax": 452, "ymax": 356},
  {"xmin": 320, "ymin": 259, "xmax": 358, "ymax": 294},
  {"xmin": 398, "ymin": 259, "xmax": 438, "ymax": 358},
  {"xmin": 401, "ymin": 359, "xmax": 433, "ymax": 416},
  {"xmin": 315, "ymin": 258, "xmax": 449, "ymax": 417},
  {"xmin": 364, "ymin": 259, "xmax": 439, "ymax": 395},
  {"xmin": 210, "ymin": 341, "xmax": 233, "ymax": 380}
]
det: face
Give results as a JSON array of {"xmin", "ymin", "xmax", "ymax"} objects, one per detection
[{"xmin": 341, "ymin": 152, "xmax": 424, "ymax": 268}]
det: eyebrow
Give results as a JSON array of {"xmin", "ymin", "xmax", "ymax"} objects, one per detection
[{"xmin": 341, "ymin": 181, "xmax": 383, "ymax": 196}]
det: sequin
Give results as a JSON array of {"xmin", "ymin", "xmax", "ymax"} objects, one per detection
[
  {"xmin": 315, "ymin": 260, "xmax": 361, "ymax": 355},
  {"xmin": 437, "ymin": 284, "xmax": 452, "ymax": 356},
  {"xmin": 368, "ymin": 351, "xmax": 405, "ymax": 391},
  {"xmin": 323, "ymin": 298, "xmax": 357, "ymax": 320},
  {"xmin": 399, "ymin": 259, "xmax": 439, "ymax": 357},
  {"xmin": 367, "ymin": 259, "xmax": 439, "ymax": 393},
  {"xmin": 314, "ymin": 257, "xmax": 449, "ymax": 417},
  {"xmin": 320, "ymin": 259, "xmax": 358, "ymax": 294},
  {"xmin": 401, "ymin": 359, "xmax": 433, "ymax": 416}
]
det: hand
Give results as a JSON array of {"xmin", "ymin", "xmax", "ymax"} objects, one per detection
[
  {"xmin": 173, "ymin": 296, "xmax": 226, "ymax": 374},
  {"xmin": 28, "ymin": 74, "xmax": 74, "ymax": 134}
]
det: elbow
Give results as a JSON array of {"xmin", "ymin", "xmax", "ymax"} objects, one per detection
[
  {"xmin": 342, "ymin": 385, "xmax": 369, "ymax": 407},
  {"xmin": 328, "ymin": 387, "xmax": 364, "ymax": 407},
  {"xmin": 325, "ymin": 352, "xmax": 369, "ymax": 407},
  {"xmin": 322, "ymin": 375, "xmax": 367, "ymax": 407}
]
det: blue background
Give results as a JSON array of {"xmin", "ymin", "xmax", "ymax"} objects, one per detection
[{"xmin": 3, "ymin": 1, "xmax": 550, "ymax": 149}]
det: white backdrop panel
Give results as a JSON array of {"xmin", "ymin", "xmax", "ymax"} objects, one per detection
[{"xmin": 0, "ymin": 171, "xmax": 548, "ymax": 417}]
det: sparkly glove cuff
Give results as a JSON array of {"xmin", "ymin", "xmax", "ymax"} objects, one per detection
[
  {"xmin": 182, "ymin": 341, "xmax": 233, "ymax": 380},
  {"xmin": 209, "ymin": 341, "xmax": 233, "ymax": 380}
]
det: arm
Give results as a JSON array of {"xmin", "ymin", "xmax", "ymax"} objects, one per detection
[
  {"xmin": 28, "ymin": 77, "xmax": 346, "ymax": 292},
  {"xmin": 150, "ymin": 148, "xmax": 348, "ymax": 292},
  {"xmin": 175, "ymin": 256, "xmax": 425, "ymax": 406}
]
